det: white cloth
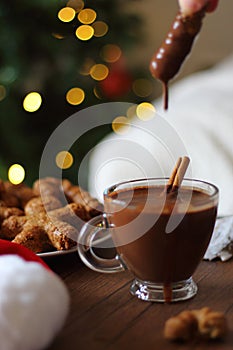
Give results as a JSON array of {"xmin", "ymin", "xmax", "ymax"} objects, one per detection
[
  {"xmin": 204, "ymin": 215, "xmax": 233, "ymax": 261},
  {"xmin": 0, "ymin": 255, "xmax": 69, "ymax": 350},
  {"xmin": 88, "ymin": 55, "xmax": 233, "ymax": 217}
]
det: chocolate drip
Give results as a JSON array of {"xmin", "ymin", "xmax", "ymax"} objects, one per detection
[
  {"xmin": 150, "ymin": 10, "xmax": 205, "ymax": 110},
  {"xmin": 163, "ymin": 82, "xmax": 169, "ymax": 110}
]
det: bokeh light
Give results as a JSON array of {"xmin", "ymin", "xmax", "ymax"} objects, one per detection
[
  {"xmin": 78, "ymin": 8, "xmax": 97, "ymax": 24},
  {"xmin": 58, "ymin": 7, "xmax": 76, "ymax": 22},
  {"xmin": 136, "ymin": 102, "xmax": 156, "ymax": 121},
  {"xmin": 92, "ymin": 21, "xmax": 108, "ymax": 37},
  {"xmin": 0, "ymin": 66, "xmax": 17, "ymax": 84},
  {"xmin": 112, "ymin": 116, "xmax": 130, "ymax": 135},
  {"xmin": 8, "ymin": 164, "xmax": 25, "ymax": 185},
  {"xmin": 66, "ymin": 0, "xmax": 84, "ymax": 12},
  {"xmin": 126, "ymin": 104, "xmax": 137, "ymax": 120},
  {"xmin": 79, "ymin": 58, "xmax": 95, "ymax": 76},
  {"xmin": 52, "ymin": 33, "xmax": 65, "ymax": 40},
  {"xmin": 132, "ymin": 79, "xmax": 153, "ymax": 97},
  {"xmin": 66, "ymin": 87, "xmax": 85, "ymax": 105},
  {"xmin": 101, "ymin": 44, "xmax": 122, "ymax": 63},
  {"xmin": 0, "ymin": 85, "xmax": 6, "ymax": 101},
  {"xmin": 75, "ymin": 25, "xmax": 94, "ymax": 40},
  {"xmin": 93, "ymin": 86, "xmax": 103, "ymax": 99},
  {"xmin": 23, "ymin": 92, "xmax": 42, "ymax": 112},
  {"xmin": 56, "ymin": 151, "xmax": 74, "ymax": 169},
  {"xmin": 90, "ymin": 64, "xmax": 109, "ymax": 81}
]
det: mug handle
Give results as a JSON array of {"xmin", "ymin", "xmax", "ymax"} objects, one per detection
[{"xmin": 77, "ymin": 214, "xmax": 126, "ymax": 273}]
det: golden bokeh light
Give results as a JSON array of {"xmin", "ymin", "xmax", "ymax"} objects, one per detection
[
  {"xmin": 56, "ymin": 151, "xmax": 74, "ymax": 169},
  {"xmin": 52, "ymin": 33, "xmax": 65, "ymax": 39},
  {"xmin": 92, "ymin": 21, "xmax": 108, "ymax": 37},
  {"xmin": 67, "ymin": 0, "xmax": 84, "ymax": 12},
  {"xmin": 132, "ymin": 79, "xmax": 153, "ymax": 97},
  {"xmin": 126, "ymin": 104, "xmax": 137, "ymax": 120},
  {"xmin": 78, "ymin": 8, "xmax": 97, "ymax": 24},
  {"xmin": 93, "ymin": 86, "xmax": 103, "ymax": 99},
  {"xmin": 112, "ymin": 116, "xmax": 130, "ymax": 135},
  {"xmin": 23, "ymin": 92, "xmax": 42, "ymax": 112},
  {"xmin": 66, "ymin": 87, "xmax": 85, "ymax": 105},
  {"xmin": 58, "ymin": 7, "xmax": 76, "ymax": 22},
  {"xmin": 75, "ymin": 25, "xmax": 94, "ymax": 40},
  {"xmin": 79, "ymin": 58, "xmax": 95, "ymax": 76},
  {"xmin": 90, "ymin": 64, "xmax": 109, "ymax": 81},
  {"xmin": 136, "ymin": 102, "xmax": 156, "ymax": 121},
  {"xmin": 0, "ymin": 85, "xmax": 6, "ymax": 101},
  {"xmin": 8, "ymin": 164, "xmax": 25, "ymax": 185},
  {"xmin": 101, "ymin": 44, "xmax": 122, "ymax": 63}
]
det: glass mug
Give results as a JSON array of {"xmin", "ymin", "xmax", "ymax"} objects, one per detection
[{"xmin": 78, "ymin": 178, "xmax": 218, "ymax": 303}]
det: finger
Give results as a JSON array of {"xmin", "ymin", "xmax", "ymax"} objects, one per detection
[
  {"xmin": 178, "ymin": 0, "xmax": 207, "ymax": 16},
  {"xmin": 178, "ymin": 0, "xmax": 218, "ymax": 16},
  {"xmin": 206, "ymin": 0, "xmax": 219, "ymax": 13}
]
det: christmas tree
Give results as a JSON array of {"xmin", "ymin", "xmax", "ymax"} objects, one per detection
[{"xmin": 0, "ymin": 0, "xmax": 155, "ymax": 186}]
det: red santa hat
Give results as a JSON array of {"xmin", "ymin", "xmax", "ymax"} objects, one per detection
[
  {"xmin": 0, "ymin": 239, "xmax": 70, "ymax": 350},
  {"xmin": 0, "ymin": 238, "xmax": 49, "ymax": 269}
]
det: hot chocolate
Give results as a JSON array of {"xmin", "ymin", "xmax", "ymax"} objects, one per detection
[
  {"xmin": 78, "ymin": 178, "xmax": 218, "ymax": 303},
  {"xmin": 106, "ymin": 185, "xmax": 217, "ymax": 298}
]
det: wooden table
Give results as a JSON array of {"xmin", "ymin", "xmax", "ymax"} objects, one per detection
[{"xmin": 45, "ymin": 251, "xmax": 233, "ymax": 350}]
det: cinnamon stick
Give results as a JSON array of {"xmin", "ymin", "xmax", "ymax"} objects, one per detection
[
  {"xmin": 167, "ymin": 156, "xmax": 190, "ymax": 193},
  {"xmin": 166, "ymin": 157, "xmax": 182, "ymax": 193}
]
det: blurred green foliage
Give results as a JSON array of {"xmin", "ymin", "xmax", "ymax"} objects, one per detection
[{"xmin": 0, "ymin": 0, "xmax": 154, "ymax": 187}]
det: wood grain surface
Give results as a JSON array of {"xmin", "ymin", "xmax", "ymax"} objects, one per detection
[{"xmin": 45, "ymin": 252, "xmax": 233, "ymax": 350}]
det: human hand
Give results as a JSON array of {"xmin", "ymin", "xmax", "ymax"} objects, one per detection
[{"xmin": 179, "ymin": 0, "xmax": 219, "ymax": 16}]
